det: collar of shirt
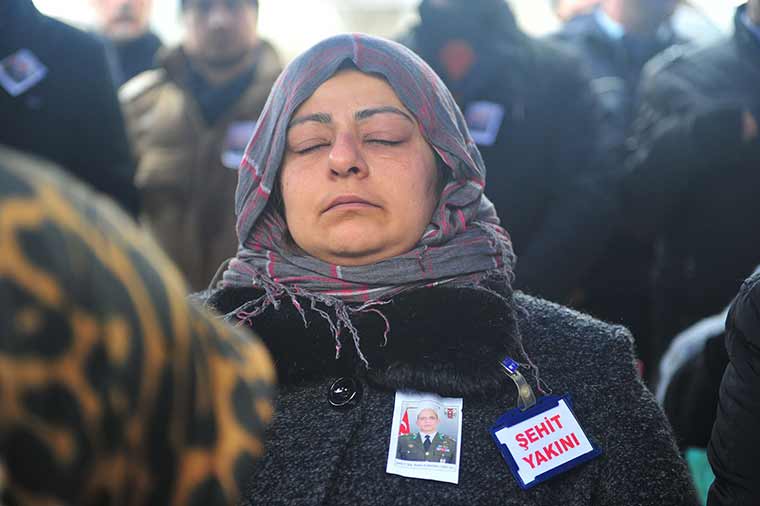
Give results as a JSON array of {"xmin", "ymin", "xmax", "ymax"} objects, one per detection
[
  {"xmin": 419, "ymin": 432, "xmax": 438, "ymax": 441},
  {"xmin": 741, "ymin": 8, "xmax": 760, "ymax": 46}
]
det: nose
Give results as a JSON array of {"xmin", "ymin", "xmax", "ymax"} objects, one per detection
[{"xmin": 328, "ymin": 133, "xmax": 368, "ymax": 178}]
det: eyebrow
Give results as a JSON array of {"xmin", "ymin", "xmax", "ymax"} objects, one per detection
[
  {"xmin": 288, "ymin": 112, "xmax": 331, "ymax": 128},
  {"xmin": 355, "ymin": 106, "xmax": 414, "ymax": 123},
  {"xmin": 288, "ymin": 106, "xmax": 414, "ymax": 128}
]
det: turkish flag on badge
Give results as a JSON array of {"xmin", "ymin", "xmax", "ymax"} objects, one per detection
[{"xmin": 399, "ymin": 409, "xmax": 410, "ymax": 435}]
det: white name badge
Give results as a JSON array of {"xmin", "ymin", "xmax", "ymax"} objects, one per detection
[
  {"xmin": 0, "ymin": 49, "xmax": 48, "ymax": 97},
  {"xmin": 386, "ymin": 391, "xmax": 464, "ymax": 484},
  {"xmin": 491, "ymin": 394, "xmax": 601, "ymax": 489},
  {"xmin": 221, "ymin": 120, "xmax": 257, "ymax": 170},
  {"xmin": 464, "ymin": 100, "xmax": 505, "ymax": 147}
]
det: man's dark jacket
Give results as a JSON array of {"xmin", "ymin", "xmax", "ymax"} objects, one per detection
[
  {"xmin": 624, "ymin": 4, "xmax": 760, "ymax": 346},
  {"xmin": 551, "ymin": 10, "xmax": 681, "ymax": 146},
  {"xmin": 403, "ymin": 1, "xmax": 617, "ymax": 303},
  {"xmin": 0, "ymin": 0, "xmax": 139, "ymax": 216},
  {"xmin": 708, "ymin": 271, "xmax": 760, "ymax": 506},
  {"xmin": 103, "ymin": 30, "xmax": 163, "ymax": 87},
  {"xmin": 201, "ymin": 282, "xmax": 698, "ymax": 505}
]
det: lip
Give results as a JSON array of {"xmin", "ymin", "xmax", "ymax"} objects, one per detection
[{"xmin": 323, "ymin": 195, "xmax": 380, "ymax": 213}]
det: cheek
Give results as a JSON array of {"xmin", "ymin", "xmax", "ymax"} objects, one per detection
[{"xmin": 280, "ymin": 166, "xmax": 313, "ymax": 223}]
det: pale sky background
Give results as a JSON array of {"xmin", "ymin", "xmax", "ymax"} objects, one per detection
[{"xmin": 32, "ymin": 0, "xmax": 743, "ymax": 62}]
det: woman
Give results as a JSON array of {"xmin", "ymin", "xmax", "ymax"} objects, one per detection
[{"xmin": 205, "ymin": 34, "xmax": 697, "ymax": 505}]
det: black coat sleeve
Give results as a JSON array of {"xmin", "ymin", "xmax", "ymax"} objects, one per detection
[
  {"xmin": 514, "ymin": 48, "xmax": 619, "ymax": 302},
  {"xmin": 707, "ymin": 273, "xmax": 760, "ymax": 506}
]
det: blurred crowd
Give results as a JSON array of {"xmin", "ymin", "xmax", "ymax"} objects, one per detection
[{"xmin": 2, "ymin": 0, "xmax": 759, "ymax": 504}]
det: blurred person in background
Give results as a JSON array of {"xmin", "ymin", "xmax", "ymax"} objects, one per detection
[
  {"xmin": 0, "ymin": 144, "xmax": 275, "ymax": 506},
  {"xmin": 552, "ymin": 0, "xmax": 682, "ymax": 137},
  {"xmin": 121, "ymin": 0, "xmax": 282, "ymax": 292},
  {"xmin": 90, "ymin": 0, "xmax": 163, "ymax": 87},
  {"xmin": 0, "ymin": 0, "xmax": 139, "ymax": 217},
  {"xmin": 623, "ymin": 0, "xmax": 760, "ymax": 369},
  {"xmin": 552, "ymin": 0, "xmax": 600, "ymax": 22},
  {"xmin": 400, "ymin": 0, "xmax": 618, "ymax": 304},
  {"xmin": 656, "ymin": 266, "xmax": 760, "ymax": 504},
  {"xmin": 550, "ymin": 0, "xmax": 684, "ymax": 379}
]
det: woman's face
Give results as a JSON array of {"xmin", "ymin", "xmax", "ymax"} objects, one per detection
[{"xmin": 280, "ymin": 70, "xmax": 440, "ymax": 266}]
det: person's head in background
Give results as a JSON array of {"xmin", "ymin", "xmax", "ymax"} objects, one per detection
[
  {"xmin": 552, "ymin": 0, "xmax": 600, "ymax": 22},
  {"xmin": 90, "ymin": 0, "xmax": 153, "ymax": 41},
  {"xmin": 600, "ymin": 0, "xmax": 679, "ymax": 35},
  {"xmin": 411, "ymin": 0, "xmax": 521, "ymax": 103},
  {"xmin": 182, "ymin": 0, "xmax": 260, "ymax": 83},
  {"xmin": 749, "ymin": 0, "xmax": 760, "ymax": 25}
]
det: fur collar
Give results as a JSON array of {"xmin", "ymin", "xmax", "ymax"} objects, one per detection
[{"xmin": 204, "ymin": 283, "xmax": 525, "ymax": 398}]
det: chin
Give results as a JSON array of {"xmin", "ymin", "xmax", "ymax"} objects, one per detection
[
  {"xmin": 323, "ymin": 245, "xmax": 384, "ymax": 266},
  {"xmin": 204, "ymin": 49, "xmax": 247, "ymax": 68}
]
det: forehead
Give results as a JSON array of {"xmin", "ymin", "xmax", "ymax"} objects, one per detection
[
  {"xmin": 294, "ymin": 70, "xmax": 409, "ymax": 118},
  {"xmin": 418, "ymin": 408, "xmax": 438, "ymax": 418}
]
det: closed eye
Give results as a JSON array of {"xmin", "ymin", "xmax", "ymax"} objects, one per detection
[
  {"xmin": 295, "ymin": 143, "xmax": 330, "ymax": 154},
  {"xmin": 368, "ymin": 139, "xmax": 403, "ymax": 146}
]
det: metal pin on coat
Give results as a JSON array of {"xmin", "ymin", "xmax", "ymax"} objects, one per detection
[{"xmin": 500, "ymin": 356, "xmax": 536, "ymax": 411}]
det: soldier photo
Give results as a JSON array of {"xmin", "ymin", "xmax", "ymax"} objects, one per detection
[{"xmin": 397, "ymin": 407, "xmax": 458, "ymax": 464}]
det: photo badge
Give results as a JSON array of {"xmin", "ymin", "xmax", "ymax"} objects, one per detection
[
  {"xmin": 386, "ymin": 391, "xmax": 463, "ymax": 484},
  {"xmin": 0, "ymin": 49, "xmax": 48, "ymax": 97},
  {"xmin": 464, "ymin": 100, "xmax": 505, "ymax": 147},
  {"xmin": 221, "ymin": 120, "xmax": 257, "ymax": 170}
]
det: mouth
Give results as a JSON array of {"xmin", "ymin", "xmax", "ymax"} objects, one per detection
[
  {"xmin": 114, "ymin": 14, "xmax": 136, "ymax": 24},
  {"xmin": 323, "ymin": 195, "xmax": 380, "ymax": 213}
]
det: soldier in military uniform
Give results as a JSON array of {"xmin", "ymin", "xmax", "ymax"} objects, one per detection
[{"xmin": 397, "ymin": 408, "xmax": 457, "ymax": 464}]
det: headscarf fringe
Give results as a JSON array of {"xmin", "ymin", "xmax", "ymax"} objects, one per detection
[{"xmin": 229, "ymin": 271, "xmax": 401, "ymax": 368}]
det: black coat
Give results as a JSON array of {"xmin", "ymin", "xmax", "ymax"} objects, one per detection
[
  {"xmin": 624, "ymin": 4, "xmax": 760, "ymax": 345},
  {"xmin": 662, "ymin": 331, "xmax": 727, "ymax": 450},
  {"xmin": 204, "ymin": 282, "xmax": 697, "ymax": 505},
  {"xmin": 551, "ymin": 10, "xmax": 681, "ymax": 146},
  {"xmin": 0, "ymin": 0, "xmax": 139, "ymax": 216},
  {"xmin": 708, "ymin": 272, "xmax": 760, "ymax": 506},
  {"xmin": 107, "ymin": 31, "xmax": 162, "ymax": 87},
  {"xmin": 402, "ymin": 13, "xmax": 617, "ymax": 304}
]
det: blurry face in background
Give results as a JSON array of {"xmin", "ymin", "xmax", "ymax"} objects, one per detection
[
  {"xmin": 749, "ymin": 0, "xmax": 760, "ymax": 24},
  {"xmin": 553, "ymin": 0, "xmax": 600, "ymax": 22},
  {"xmin": 608, "ymin": 0, "xmax": 679, "ymax": 32},
  {"xmin": 280, "ymin": 70, "xmax": 440, "ymax": 267},
  {"xmin": 91, "ymin": 0, "xmax": 153, "ymax": 41},
  {"xmin": 183, "ymin": 0, "xmax": 259, "ymax": 68},
  {"xmin": 636, "ymin": 0, "xmax": 679, "ymax": 22}
]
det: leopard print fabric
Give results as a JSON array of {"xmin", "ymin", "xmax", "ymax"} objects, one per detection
[{"xmin": 0, "ymin": 147, "xmax": 275, "ymax": 506}]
